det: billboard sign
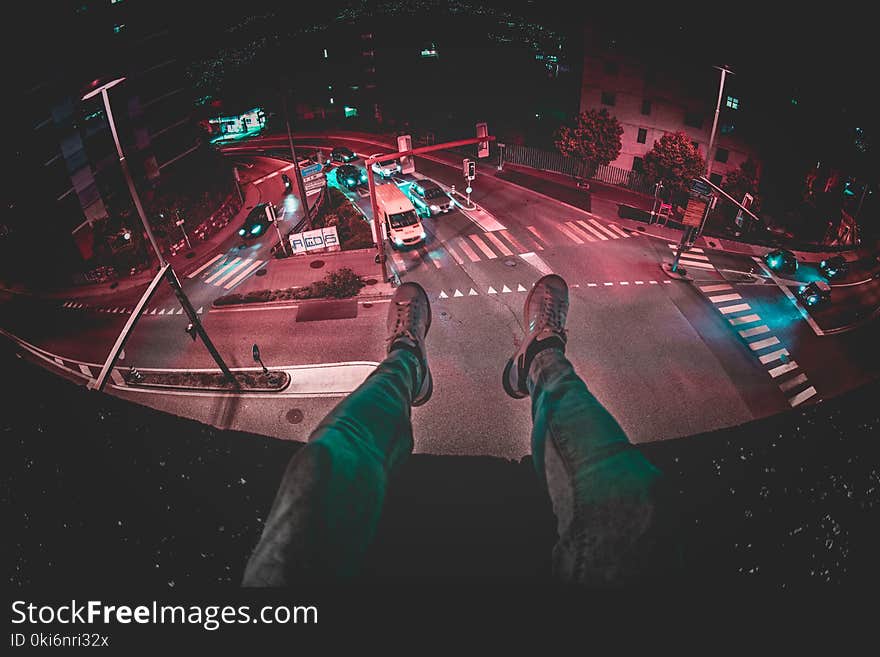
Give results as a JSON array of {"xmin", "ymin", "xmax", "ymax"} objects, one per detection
[{"xmin": 288, "ymin": 226, "xmax": 340, "ymax": 254}]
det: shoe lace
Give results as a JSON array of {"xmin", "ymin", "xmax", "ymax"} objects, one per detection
[
  {"xmin": 388, "ymin": 299, "xmax": 420, "ymax": 345},
  {"xmin": 538, "ymin": 289, "xmax": 567, "ymax": 338}
]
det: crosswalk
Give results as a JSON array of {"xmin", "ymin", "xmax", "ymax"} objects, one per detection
[
  {"xmin": 696, "ymin": 282, "xmax": 818, "ymax": 408},
  {"xmin": 390, "ymin": 220, "xmax": 634, "ymax": 274},
  {"xmin": 666, "ymin": 243, "xmax": 718, "ymax": 273},
  {"xmin": 188, "ymin": 254, "xmax": 266, "ymax": 290}
]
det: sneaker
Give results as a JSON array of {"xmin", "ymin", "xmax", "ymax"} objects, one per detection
[
  {"xmin": 387, "ymin": 282, "xmax": 433, "ymax": 406},
  {"xmin": 503, "ymin": 274, "xmax": 569, "ymax": 398}
]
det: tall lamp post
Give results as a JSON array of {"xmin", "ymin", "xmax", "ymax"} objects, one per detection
[
  {"xmin": 706, "ymin": 64, "xmax": 734, "ymax": 178},
  {"xmin": 82, "ymin": 77, "xmax": 235, "ymax": 388}
]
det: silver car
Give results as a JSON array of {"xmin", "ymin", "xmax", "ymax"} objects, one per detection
[
  {"xmin": 370, "ymin": 153, "xmax": 401, "ymax": 178},
  {"xmin": 409, "ymin": 180, "xmax": 454, "ymax": 216}
]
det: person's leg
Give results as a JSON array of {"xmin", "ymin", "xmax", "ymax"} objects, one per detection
[
  {"xmin": 504, "ymin": 275, "xmax": 673, "ymax": 585},
  {"xmin": 243, "ymin": 283, "xmax": 432, "ymax": 585}
]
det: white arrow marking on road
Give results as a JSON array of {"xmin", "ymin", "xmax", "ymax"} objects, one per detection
[
  {"xmin": 150, "ymin": 309, "xmax": 157, "ymax": 315},
  {"xmin": 487, "ymin": 286, "xmax": 497, "ymax": 294},
  {"xmin": 517, "ymin": 284, "xmax": 527, "ymax": 292},
  {"xmin": 453, "ymin": 289, "xmax": 464, "ymax": 297},
  {"xmin": 159, "ymin": 309, "xmax": 166, "ymax": 315},
  {"xmin": 197, "ymin": 307, "xmax": 203, "ymax": 314},
  {"xmin": 176, "ymin": 308, "xmax": 184, "ymax": 315},
  {"xmin": 502, "ymin": 285, "xmax": 512, "ymax": 293},
  {"xmin": 468, "ymin": 288, "xmax": 478, "ymax": 296},
  {"xmin": 439, "ymin": 291, "xmax": 449, "ymax": 299}
]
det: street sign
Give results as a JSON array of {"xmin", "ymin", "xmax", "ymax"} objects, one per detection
[
  {"xmin": 397, "ymin": 134, "xmax": 415, "ymax": 174},
  {"xmin": 476, "ymin": 122, "xmax": 489, "ymax": 158},
  {"xmin": 682, "ymin": 198, "xmax": 707, "ymax": 227},
  {"xmin": 288, "ymin": 225, "xmax": 340, "ymax": 254},
  {"xmin": 175, "ymin": 219, "xmax": 185, "ymax": 226}
]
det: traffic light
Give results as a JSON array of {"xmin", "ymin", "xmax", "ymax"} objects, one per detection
[
  {"xmin": 476, "ymin": 122, "xmax": 489, "ymax": 158},
  {"xmin": 464, "ymin": 159, "xmax": 475, "ymax": 180}
]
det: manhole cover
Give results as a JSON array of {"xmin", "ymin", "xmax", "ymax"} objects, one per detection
[
  {"xmin": 503, "ymin": 259, "xmax": 517, "ymax": 267},
  {"xmin": 362, "ymin": 303, "xmax": 372, "ymax": 308},
  {"xmin": 708, "ymin": 241, "xmax": 717, "ymax": 248},
  {"xmin": 364, "ymin": 278, "xmax": 378, "ymax": 285},
  {"xmin": 255, "ymin": 268, "xmax": 267, "ymax": 276},
  {"xmin": 286, "ymin": 409, "xmax": 304, "ymax": 424},
  {"xmin": 637, "ymin": 226, "xmax": 646, "ymax": 232},
  {"xmin": 185, "ymin": 251, "xmax": 196, "ymax": 259},
  {"xmin": 109, "ymin": 282, "xmax": 119, "ymax": 289},
  {"xmin": 310, "ymin": 260, "xmax": 325, "ymax": 269},
  {"xmin": 440, "ymin": 311, "xmax": 448, "ymax": 318}
]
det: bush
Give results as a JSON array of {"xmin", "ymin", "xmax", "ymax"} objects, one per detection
[{"xmin": 320, "ymin": 267, "xmax": 364, "ymax": 298}]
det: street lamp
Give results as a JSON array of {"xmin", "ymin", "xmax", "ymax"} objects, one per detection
[
  {"xmin": 706, "ymin": 64, "xmax": 734, "ymax": 178},
  {"xmin": 82, "ymin": 77, "xmax": 165, "ymax": 267}
]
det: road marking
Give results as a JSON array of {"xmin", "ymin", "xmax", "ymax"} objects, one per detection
[
  {"xmin": 54, "ymin": 357, "xmax": 65, "ymax": 367},
  {"xmin": 176, "ymin": 308, "xmax": 184, "ymax": 315},
  {"xmin": 468, "ymin": 288, "xmax": 478, "ymax": 296},
  {"xmin": 204, "ymin": 257, "xmax": 241, "ymax": 284},
  {"xmin": 457, "ymin": 204, "xmax": 507, "ymax": 232},
  {"xmin": 225, "ymin": 259, "xmax": 265, "ymax": 289},
  {"xmin": 587, "ymin": 283, "xmax": 597, "ymax": 287},
  {"xmin": 719, "ymin": 303, "xmax": 751, "ymax": 314},
  {"xmin": 525, "ymin": 225, "xmax": 548, "ymax": 248},
  {"xmin": 607, "ymin": 223, "xmax": 631, "ymax": 238},
  {"xmin": 677, "ymin": 252, "xmax": 710, "ymax": 261},
  {"xmin": 668, "ymin": 244, "xmax": 704, "ymax": 253},
  {"xmin": 453, "ymin": 289, "xmax": 464, "ymax": 297},
  {"xmin": 78, "ymin": 364, "xmax": 92, "ymax": 377},
  {"xmin": 752, "ymin": 257, "xmax": 825, "ymax": 336},
  {"xmin": 619, "ymin": 281, "xmax": 629, "ymax": 285},
  {"xmin": 468, "ymin": 234, "xmax": 497, "ymax": 259},
  {"xmin": 749, "ymin": 336, "xmax": 780, "ymax": 351},
  {"xmin": 778, "ymin": 372, "xmax": 808, "ymax": 392},
  {"xmin": 391, "ymin": 251, "xmax": 407, "ymax": 272},
  {"xmin": 604, "ymin": 282, "xmax": 613, "ymax": 286},
  {"xmin": 517, "ymin": 284, "xmax": 527, "ymax": 292},
  {"xmin": 519, "ymin": 251, "xmax": 553, "ymax": 275},
  {"xmin": 738, "ymin": 325, "xmax": 770, "ymax": 338},
  {"xmin": 566, "ymin": 221, "xmax": 599, "ymax": 242},
  {"xmin": 788, "ymin": 386, "xmax": 817, "ymax": 407},
  {"xmin": 421, "ymin": 246, "xmax": 443, "ymax": 269},
  {"xmin": 213, "ymin": 258, "xmax": 251, "ymax": 286},
  {"xmin": 159, "ymin": 309, "xmax": 166, "ymax": 315},
  {"xmin": 554, "ymin": 222, "xmax": 584, "ymax": 244},
  {"xmin": 488, "ymin": 286, "xmax": 498, "ymax": 294},
  {"xmin": 502, "ymin": 285, "xmax": 512, "ymax": 293},
  {"xmin": 759, "ymin": 348, "xmax": 790, "ymax": 365},
  {"xmin": 649, "ymin": 280, "xmax": 658, "ymax": 284},
  {"xmin": 635, "ymin": 280, "xmax": 644, "ymax": 285},
  {"xmin": 457, "ymin": 236, "xmax": 482, "ymax": 262},
  {"xmin": 187, "ymin": 253, "xmax": 224, "ymax": 278},
  {"xmin": 729, "ymin": 314, "xmax": 761, "ymax": 326},
  {"xmin": 575, "ymin": 219, "xmax": 608, "ymax": 241},
  {"xmin": 439, "ymin": 290, "xmax": 448, "ymax": 298},
  {"xmin": 110, "ymin": 369, "xmax": 125, "ymax": 386},
  {"xmin": 588, "ymin": 219, "xmax": 620, "ymax": 240},
  {"xmin": 443, "ymin": 241, "xmax": 466, "ymax": 265},
  {"xmin": 678, "ymin": 258, "xmax": 716, "ymax": 270},
  {"xmin": 499, "ymin": 230, "xmax": 527, "ymax": 253},
  {"xmin": 768, "ymin": 360, "xmax": 799, "ymax": 378},
  {"xmin": 709, "ymin": 293, "xmax": 742, "ymax": 303},
  {"xmin": 700, "ymin": 284, "xmax": 733, "ymax": 293},
  {"xmin": 485, "ymin": 231, "xmax": 514, "ymax": 255}
]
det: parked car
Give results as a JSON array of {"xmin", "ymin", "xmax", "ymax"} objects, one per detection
[
  {"xmin": 370, "ymin": 153, "xmax": 401, "ymax": 178},
  {"xmin": 819, "ymin": 255, "xmax": 848, "ymax": 280},
  {"xmin": 330, "ymin": 146, "xmax": 357, "ymax": 163},
  {"xmin": 335, "ymin": 164, "xmax": 367, "ymax": 190},
  {"xmin": 408, "ymin": 179, "xmax": 454, "ymax": 217},
  {"xmin": 796, "ymin": 280, "xmax": 831, "ymax": 307},
  {"xmin": 764, "ymin": 248, "xmax": 798, "ymax": 275},
  {"xmin": 237, "ymin": 203, "xmax": 272, "ymax": 240}
]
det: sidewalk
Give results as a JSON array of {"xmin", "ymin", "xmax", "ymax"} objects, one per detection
[{"xmin": 229, "ymin": 247, "xmax": 392, "ymax": 300}]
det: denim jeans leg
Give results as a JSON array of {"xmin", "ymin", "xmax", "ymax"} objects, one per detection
[
  {"xmin": 528, "ymin": 348, "xmax": 667, "ymax": 585},
  {"xmin": 242, "ymin": 349, "xmax": 420, "ymax": 585}
]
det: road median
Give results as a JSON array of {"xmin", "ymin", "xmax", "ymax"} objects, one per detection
[{"xmin": 126, "ymin": 369, "xmax": 290, "ymax": 392}]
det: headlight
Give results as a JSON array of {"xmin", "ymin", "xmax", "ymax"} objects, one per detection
[
  {"xmin": 238, "ymin": 228, "xmax": 246, "ymax": 236},
  {"xmin": 419, "ymin": 231, "xmax": 427, "ymax": 240},
  {"xmin": 393, "ymin": 236, "xmax": 404, "ymax": 245},
  {"xmin": 807, "ymin": 295, "xmax": 819, "ymax": 305},
  {"xmin": 347, "ymin": 179, "xmax": 355, "ymax": 185},
  {"xmin": 430, "ymin": 205, "xmax": 440, "ymax": 212},
  {"xmin": 250, "ymin": 225, "xmax": 262, "ymax": 234},
  {"xmin": 799, "ymin": 285, "xmax": 807, "ymax": 293},
  {"xmin": 820, "ymin": 260, "xmax": 827, "ymax": 268}
]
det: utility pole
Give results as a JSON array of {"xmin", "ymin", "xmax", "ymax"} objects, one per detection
[
  {"xmin": 706, "ymin": 65, "xmax": 734, "ymax": 178},
  {"xmin": 280, "ymin": 79, "xmax": 310, "ymax": 227},
  {"xmin": 366, "ymin": 164, "xmax": 389, "ymax": 283}
]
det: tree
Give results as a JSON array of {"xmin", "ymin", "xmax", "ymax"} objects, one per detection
[
  {"xmin": 642, "ymin": 131, "xmax": 705, "ymax": 197},
  {"xmin": 722, "ymin": 157, "xmax": 762, "ymax": 214},
  {"xmin": 554, "ymin": 108, "xmax": 623, "ymax": 169}
]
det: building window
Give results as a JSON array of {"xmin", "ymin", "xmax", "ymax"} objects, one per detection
[
  {"xmin": 709, "ymin": 173, "xmax": 723, "ymax": 186},
  {"xmin": 632, "ymin": 156, "xmax": 644, "ymax": 173},
  {"xmin": 604, "ymin": 60, "xmax": 619, "ymax": 75},
  {"xmin": 726, "ymin": 95, "xmax": 739, "ymax": 110},
  {"xmin": 684, "ymin": 112, "xmax": 703, "ymax": 128},
  {"xmin": 641, "ymin": 99, "xmax": 651, "ymax": 116},
  {"xmin": 720, "ymin": 123, "xmax": 735, "ymax": 135},
  {"xmin": 601, "ymin": 91, "xmax": 616, "ymax": 106},
  {"xmin": 714, "ymin": 148, "xmax": 729, "ymax": 163},
  {"xmin": 637, "ymin": 128, "xmax": 647, "ymax": 144}
]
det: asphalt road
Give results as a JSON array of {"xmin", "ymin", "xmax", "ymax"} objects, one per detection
[{"xmin": 3, "ymin": 136, "xmax": 879, "ymax": 460}]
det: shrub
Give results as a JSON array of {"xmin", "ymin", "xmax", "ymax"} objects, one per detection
[{"xmin": 322, "ymin": 267, "xmax": 364, "ymax": 298}]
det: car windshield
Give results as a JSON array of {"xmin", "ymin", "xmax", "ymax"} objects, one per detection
[
  {"xmin": 389, "ymin": 210, "xmax": 419, "ymax": 228},
  {"xmin": 380, "ymin": 159, "xmax": 396, "ymax": 167},
  {"xmin": 423, "ymin": 187, "xmax": 445, "ymax": 199}
]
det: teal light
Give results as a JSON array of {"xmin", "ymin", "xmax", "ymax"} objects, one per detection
[
  {"xmin": 347, "ymin": 178, "xmax": 355, "ymax": 185},
  {"xmin": 238, "ymin": 228, "xmax": 246, "ymax": 236},
  {"xmin": 250, "ymin": 225, "xmax": 262, "ymax": 235},
  {"xmin": 807, "ymin": 295, "xmax": 819, "ymax": 306}
]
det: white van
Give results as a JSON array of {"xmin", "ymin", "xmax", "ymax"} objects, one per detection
[{"xmin": 374, "ymin": 183, "xmax": 425, "ymax": 249}]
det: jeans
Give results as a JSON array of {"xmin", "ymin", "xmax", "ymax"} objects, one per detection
[{"xmin": 243, "ymin": 347, "xmax": 668, "ymax": 585}]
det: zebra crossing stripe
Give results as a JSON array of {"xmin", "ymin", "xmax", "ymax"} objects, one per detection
[
  {"xmin": 788, "ymin": 386, "xmax": 817, "ymax": 407},
  {"xmin": 525, "ymin": 225, "xmax": 548, "ymax": 248},
  {"xmin": 213, "ymin": 258, "xmax": 250, "ymax": 286},
  {"xmin": 729, "ymin": 314, "xmax": 761, "ymax": 326},
  {"xmin": 519, "ymin": 252, "xmax": 553, "ymax": 275},
  {"xmin": 468, "ymin": 234, "xmax": 497, "ymax": 259},
  {"xmin": 679, "ymin": 258, "xmax": 716, "ymax": 270},
  {"xmin": 456, "ymin": 236, "xmax": 481, "ymax": 262},
  {"xmin": 738, "ymin": 325, "xmax": 770, "ymax": 338},
  {"xmin": 759, "ymin": 348, "xmax": 789, "ymax": 365},
  {"xmin": 188, "ymin": 253, "xmax": 223, "ymax": 278},
  {"xmin": 749, "ymin": 336, "xmax": 780, "ymax": 351},
  {"xmin": 709, "ymin": 293, "xmax": 742, "ymax": 303},
  {"xmin": 575, "ymin": 220, "xmax": 607, "ymax": 241},
  {"xmin": 499, "ymin": 230, "xmax": 527, "ymax": 253},
  {"xmin": 110, "ymin": 369, "xmax": 125, "ymax": 386},
  {"xmin": 676, "ymin": 251, "xmax": 710, "ymax": 261},
  {"xmin": 485, "ymin": 232, "xmax": 514, "ymax": 255},
  {"xmin": 444, "ymin": 241, "xmax": 466, "ymax": 265},
  {"xmin": 606, "ymin": 224, "xmax": 631, "ymax": 238},
  {"xmin": 719, "ymin": 303, "xmax": 751, "ymax": 314},
  {"xmin": 204, "ymin": 257, "xmax": 241, "ymax": 284},
  {"xmin": 554, "ymin": 223, "xmax": 584, "ymax": 244},
  {"xmin": 769, "ymin": 361, "xmax": 799, "ymax": 378},
  {"xmin": 588, "ymin": 219, "xmax": 620, "ymax": 239},
  {"xmin": 420, "ymin": 246, "xmax": 443, "ymax": 269},
  {"xmin": 225, "ymin": 259, "xmax": 265, "ymax": 289},
  {"xmin": 778, "ymin": 372, "xmax": 808, "ymax": 392},
  {"xmin": 566, "ymin": 221, "xmax": 597, "ymax": 242},
  {"xmin": 700, "ymin": 284, "xmax": 732, "ymax": 293},
  {"xmin": 668, "ymin": 244, "xmax": 704, "ymax": 253}
]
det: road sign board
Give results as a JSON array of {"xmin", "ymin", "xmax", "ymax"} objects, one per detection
[
  {"xmin": 682, "ymin": 198, "xmax": 707, "ymax": 227},
  {"xmin": 302, "ymin": 172, "xmax": 325, "ymax": 185},
  {"xmin": 175, "ymin": 219, "xmax": 185, "ymax": 226}
]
